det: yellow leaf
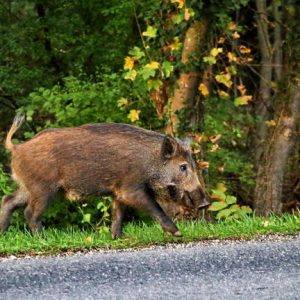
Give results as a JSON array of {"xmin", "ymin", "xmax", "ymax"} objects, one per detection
[
  {"xmin": 145, "ymin": 61, "xmax": 160, "ymax": 69},
  {"xmin": 237, "ymin": 85, "xmax": 247, "ymax": 95},
  {"xmin": 169, "ymin": 37, "xmax": 182, "ymax": 51},
  {"xmin": 228, "ymin": 21, "xmax": 237, "ymax": 30},
  {"xmin": 193, "ymin": 133, "xmax": 205, "ymax": 144},
  {"xmin": 232, "ymin": 31, "xmax": 240, "ymax": 39},
  {"xmin": 239, "ymin": 45, "xmax": 251, "ymax": 54},
  {"xmin": 271, "ymin": 81, "xmax": 278, "ymax": 88},
  {"xmin": 218, "ymin": 90, "xmax": 229, "ymax": 98},
  {"xmin": 184, "ymin": 8, "xmax": 190, "ymax": 20},
  {"xmin": 84, "ymin": 236, "xmax": 93, "ymax": 243},
  {"xmin": 209, "ymin": 144, "xmax": 219, "ymax": 152},
  {"xmin": 197, "ymin": 159, "xmax": 209, "ymax": 169},
  {"xmin": 198, "ymin": 83, "xmax": 209, "ymax": 96},
  {"xmin": 227, "ymin": 52, "xmax": 237, "ymax": 62},
  {"xmin": 210, "ymin": 134, "xmax": 222, "ymax": 143},
  {"xmin": 124, "ymin": 56, "xmax": 135, "ymax": 70},
  {"xmin": 217, "ymin": 165, "xmax": 225, "ymax": 173},
  {"xmin": 215, "ymin": 73, "xmax": 232, "ymax": 88},
  {"xmin": 210, "ymin": 47, "xmax": 223, "ymax": 57},
  {"xmin": 128, "ymin": 109, "xmax": 141, "ymax": 122},
  {"xmin": 192, "ymin": 148, "xmax": 201, "ymax": 154},
  {"xmin": 234, "ymin": 95, "xmax": 253, "ymax": 106},
  {"xmin": 218, "ymin": 37, "xmax": 225, "ymax": 44},
  {"xmin": 216, "ymin": 182, "xmax": 227, "ymax": 193},
  {"xmin": 265, "ymin": 119, "xmax": 276, "ymax": 127},
  {"xmin": 262, "ymin": 220, "xmax": 270, "ymax": 227},
  {"xmin": 171, "ymin": 0, "xmax": 185, "ymax": 9}
]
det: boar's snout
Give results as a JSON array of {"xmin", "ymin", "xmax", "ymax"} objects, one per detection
[{"xmin": 184, "ymin": 187, "xmax": 210, "ymax": 209}]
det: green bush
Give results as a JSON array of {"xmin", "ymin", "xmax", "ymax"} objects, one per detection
[
  {"xmin": 208, "ymin": 189, "xmax": 252, "ymax": 221},
  {"xmin": 0, "ymin": 165, "xmax": 13, "ymax": 199},
  {"xmin": 203, "ymin": 96, "xmax": 255, "ymax": 196},
  {"xmin": 22, "ymin": 74, "xmax": 128, "ymax": 130}
]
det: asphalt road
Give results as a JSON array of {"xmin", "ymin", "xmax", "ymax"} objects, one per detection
[{"xmin": 0, "ymin": 236, "xmax": 300, "ymax": 300}]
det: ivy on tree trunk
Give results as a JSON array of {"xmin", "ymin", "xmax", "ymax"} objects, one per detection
[
  {"xmin": 254, "ymin": 83, "xmax": 300, "ymax": 215},
  {"xmin": 166, "ymin": 19, "xmax": 208, "ymax": 135}
]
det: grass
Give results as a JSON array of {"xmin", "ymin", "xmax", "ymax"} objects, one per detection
[{"xmin": 0, "ymin": 214, "xmax": 299, "ymax": 256}]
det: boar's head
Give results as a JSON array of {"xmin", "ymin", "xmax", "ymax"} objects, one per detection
[{"xmin": 155, "ymin": 136, "xmax": 210, "ymax": 210}]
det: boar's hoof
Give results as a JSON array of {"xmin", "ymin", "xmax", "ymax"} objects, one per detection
[
  {"xmin": 174, "ymin": 231, "xmax": 182, "ymax": 237},
  {"xmin": 166, "ymin": 230, "xmax": 182, "ymax": 237}
]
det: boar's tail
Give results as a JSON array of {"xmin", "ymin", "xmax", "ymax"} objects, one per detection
[{"xmin": 5, "ymin": 112, "xmax": 25, "ymax": 151}]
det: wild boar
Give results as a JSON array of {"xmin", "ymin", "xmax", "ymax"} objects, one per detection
[{"xmin": 0, "ymin": 114, "xmax": 209, "ymax": 238}]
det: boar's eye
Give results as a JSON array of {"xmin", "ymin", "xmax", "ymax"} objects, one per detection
[{"xmin": 179, "ymin": 164, "xmax": 188, "ymax": 172}]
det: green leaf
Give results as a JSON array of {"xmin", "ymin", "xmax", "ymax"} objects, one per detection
[
  {"xmin": 225, "ymin": 195, "xmax": 237, "ymax": 205},
  {"xmin": 102, "ymin": 211, "xmax": 110, "ymax": 218},
  {"xmin": 147, "ymin": 79, "xmax": 163, "ymax": 90},
  {"xmin": 173, "ymin": 14, "xmax": 184, "ymax": 24},
  {"xmin": 97, "ymin": 202, "xmax": 105, "ymax": 210},
  {"xmin": 124, "ymin": 69, "xmax": 137, "ymax": 81},
  {"xmin": 142, "ymin": 26, "xmax": 157, "ymax": 38},
  {"xmin": 42, "ymin": 89, "xmax": 51, "ymax": 97},
  {"xmin": 129, "ymin": 47, "xmax": 145, "ymax": 60},
  {"xmin": 139, "ymin": 66, "xmax": 156, "ymax": 80},
  {"xmin": 117, "ymin": 97, "xmax": 129, "ymax": 108},
  {"xmin": 203, "ymin": 56, "xmax": 217, "ymax": 65},
  {"xmin": 240, "ymin": 205, "xmax": 252, "ymax": 214},
  {"xmin": 211, "ymin": 189, "xmax": 226, "ymax": 200},
  {"xmin": 98, "ymin": 226, "xmax": 110, "ymax": 234},
  {"xmin": 228, "ymin": 204, "xmax": 240, "ymax": 212},
  {"xmin": 226, "ymin": 213, "xmax": 240, "ymax": 221},
  {"xmin": 162, "ymin": 61, "xmax": 174, "ymax": 78},
  {"xmin": 82, "ymin": 213, "xmax": 91, "ymax": 223},
  {"xmin": 228, "ymin": 65, "xmax": 237, "ymax": 75},
  {"xmin": 208, "ymin": 201, "xmax": 228, "ymax": 211},
  {"xmin": 216, "ymin": 208, "xmax": 232, "ymax": 219}
]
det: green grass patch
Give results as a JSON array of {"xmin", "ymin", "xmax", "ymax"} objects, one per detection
[{"xmin": 0, "ymin": 214, "xmax": 299, "ymax": 256}]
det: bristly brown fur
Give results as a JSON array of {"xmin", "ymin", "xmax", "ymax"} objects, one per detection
[{"xmin": 0, "ymin": 119, "xmax": 209, "ymax": 237}]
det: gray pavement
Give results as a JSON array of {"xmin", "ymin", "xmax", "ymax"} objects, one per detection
[{"xmin": 0, "ymin": 236, "xmax": 300, "ymax": 300}]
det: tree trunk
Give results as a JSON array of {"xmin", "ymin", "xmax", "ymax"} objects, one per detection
[
  {"xmin": 272, "ymin": 1, "xmax": 282, "ymax": 82},
  {"xmin": 254, "ymin": 0, "xmax": 273, "ymax": 164},
  {"xmin": 166, "ymin": 19, "xmax": 208, "ymax": 135},
  {"xmin": 254, "ymin": 83, "xmax": 300, "ymax": 215}
]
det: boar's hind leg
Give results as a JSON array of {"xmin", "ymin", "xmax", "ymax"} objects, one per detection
[
  {"xmin": 122, "ymin": 189, "xmax": 181, "ymax": 237},
  {"xmin": 0, "ymin": 190, "xmax": 27, "ymax": 233},
  {"xmin": 111, "ymin": 200, "xmax": 126, "ymax": 239},
  {"xmin": 24, "ymin": 191, "xmax": 53, "ymax": 233}
]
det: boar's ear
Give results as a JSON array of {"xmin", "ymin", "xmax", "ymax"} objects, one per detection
[{"xmin": 162, "ymin": 136, "xmax": 178, "ymax": 159}]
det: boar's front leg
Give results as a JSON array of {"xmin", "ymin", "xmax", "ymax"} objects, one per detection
[
  {"xmin": 120, "ymin": 188, "xmax": 182, "ymax": 237},
  {"xmin": 111, "ymin": 200, "xmax": 126, "ymax": 240}
]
